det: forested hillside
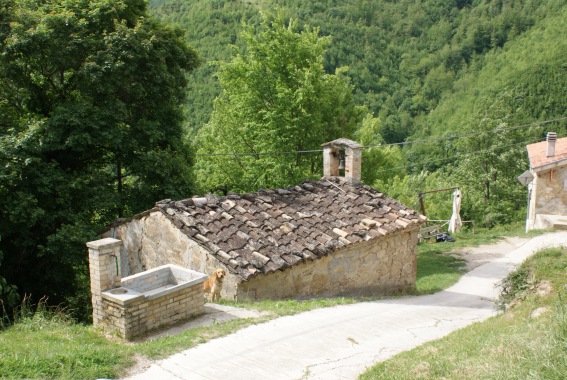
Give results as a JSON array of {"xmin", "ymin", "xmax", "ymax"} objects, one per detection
[{"xmin": 150, "ymin": 0, "xmax": 567, "ymax": 224}]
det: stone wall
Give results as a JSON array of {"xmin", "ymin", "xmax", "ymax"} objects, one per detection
[
  {"xmin": 528, "ymin": 166, "xmax": 567, "ymax": 230},
  {"xmin": 236, "ymin": 228, "xmax": 419, "ymax": 300},
  {"xmin": 102, "ymin": 211, "xmax": 420, "ymax": 301},
  {"xmin": 99, "ymin": 284, "xmax": 204, "ymax": 340},
  {"xmin": 534, "ymin": 166, "xmax": 567, "ymax": 214},
  {"xmin": 103, "ymin": 211, "xmax": 240, "ymax": 299}
]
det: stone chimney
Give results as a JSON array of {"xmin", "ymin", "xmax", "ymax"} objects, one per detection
[
  {"xmin": 321, "ymin": 138, "xmax": 363, "ymax": 184},
  {"xmin": 547, "ymin": 132, "xmax": 557, "ymax": 157}
]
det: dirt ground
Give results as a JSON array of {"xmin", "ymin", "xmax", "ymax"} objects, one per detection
[{"xmin": 450, "ymin": 236, "xmax": 530, "ymax": 271}]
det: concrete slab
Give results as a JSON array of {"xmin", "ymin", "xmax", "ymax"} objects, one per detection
[
  {"xmin": 136, "ymin": 303, "xmax": 271, "ymax": 342},
  {"xmin": 124, "ymin": 232, "xmax": 567, "ymax": 380}
]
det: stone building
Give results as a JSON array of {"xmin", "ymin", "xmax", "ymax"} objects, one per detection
[
  {"xmin": 526, "ymin": 132, "xmax": 567, "ymax": 230},
  {"xmin": 102, "ymin": 138, "xmax": 426, "ymax": 300}
]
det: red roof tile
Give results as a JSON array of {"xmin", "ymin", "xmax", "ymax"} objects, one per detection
[{"xmin": 527, "ymin": 137, "xmax": 567, "ymax": 171}]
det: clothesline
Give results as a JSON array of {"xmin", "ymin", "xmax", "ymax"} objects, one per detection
[{"xmin": 426, "ymin": 219, "xmax": 473, "ymax": 223}]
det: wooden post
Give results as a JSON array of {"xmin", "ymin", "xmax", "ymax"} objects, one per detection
[{"xmin": 418, "ymin": 193, "xmax": 427, "ymax": 218}]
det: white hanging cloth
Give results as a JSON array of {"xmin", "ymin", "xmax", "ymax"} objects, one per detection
[{"xmin": 448, "ymin": 188, "xmax": 462, "ymax": 234}]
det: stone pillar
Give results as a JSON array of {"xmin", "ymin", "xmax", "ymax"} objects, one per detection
[
  {"xmin": 86, "ymin": 238, "xmax": 122, "ymax": 326},
  {"xmin": 323, "ymin": 146, "xmax": 340, "ymax": 177},
  {"xmin": 345, "ymin": 146, "xmax": 362, "ymax": 184}
]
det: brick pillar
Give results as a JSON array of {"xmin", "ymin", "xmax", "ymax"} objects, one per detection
[
  {"xmin": 86, "ymin": 238, "xmax": 122, "ymax": 326},
  {"xmin": 323, "ymin": 146, "xmax": 340, "ymax": 177},
  {"xmin": 345, "ymin": 146, "xmax": 362, "ymax": 184}
]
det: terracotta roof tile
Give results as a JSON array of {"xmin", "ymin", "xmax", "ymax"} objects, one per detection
[
  {"xmin": 156, "ymin": 178, "xmax": 424, "ymax": 281},
  {"xmin": 527, "ymin": 136, "xmax": 567, "ymax": 171}
]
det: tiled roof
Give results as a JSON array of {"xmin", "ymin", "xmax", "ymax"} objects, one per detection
[
  {"xmin": 527, "ymin": 137, "xmax": 567, "ymax": 171},
  {"xmin": 156, "ymin": 178, "xmax": 425, "ymax": 281}
]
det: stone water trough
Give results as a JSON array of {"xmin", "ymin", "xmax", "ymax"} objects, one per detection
[{"xmin": 87, "ymin": 238, "xmax": 208, "ymax": 340}]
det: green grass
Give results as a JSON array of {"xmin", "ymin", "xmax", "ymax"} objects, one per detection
[
  {"xmin": 415, "ymin": 245, "xmax": 466, "ymax": 294},
  {"xmin": 414, "ymin": 221, "xmax": 547, "ymax": 294},
  {"xmin": 0, "ymin": 224, "xmax": 549, "ymax": 379},
  {"xmin": 219, "ymin": 296, "xmax": 364, "ymax": 317},
  {"xmin": 0, "ymin": 301, "xmax": 134, "ymax": 379},
  {"xmin": 360, "ymin": 245, "xmax": 567, "ymax": 380}
]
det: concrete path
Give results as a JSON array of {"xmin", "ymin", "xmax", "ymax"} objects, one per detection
[{"xmin": 126, "ymin": 232, "xmax": 567, "ymax": 380}]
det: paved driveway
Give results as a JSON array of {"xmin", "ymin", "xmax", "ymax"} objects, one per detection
[{"xmin": 126, "ymin": 232, "xmax": 567, "ymax": 380}]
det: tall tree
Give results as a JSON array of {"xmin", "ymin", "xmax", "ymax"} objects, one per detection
[
  {"xmin": 449, "ymin": 91, "xmax": 541, "ymax": 226},
  {"xmin": 0, "ymin": 0, "xmax": 198, "ymax": 320},
  {"xmin": 195, "ymin": 12, "xmax": 365, "ymax": 193}
]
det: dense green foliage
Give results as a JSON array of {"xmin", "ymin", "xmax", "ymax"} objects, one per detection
[
  {"xmin": 151, "ymin": 0, "xmax": 567, "ymax": 225},
  {"xmin": 195, "ymin": 12, "xmax": 364, "ymax": 192},
  {"xmin": 0, "ymin": 0, "xmax": 198, "ymax": 320}
]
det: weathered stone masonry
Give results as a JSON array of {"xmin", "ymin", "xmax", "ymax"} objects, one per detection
[
  {"xmin": 237, "ymin": 228, "xmax": 418, "ymax": 300},
  {"xmin": 88, "ymin": 238, "xmax": 207, "ymax": 340}
]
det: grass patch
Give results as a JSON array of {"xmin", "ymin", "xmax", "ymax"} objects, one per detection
[
  {"xmin": 0, "ymin": 224, "xmax": 550, "ymax": 378},
  {"xmin": 0, "ymin": 299, "xmax": 134, "ymax": 379},
  {"xmin": 450, "ymin": 221, "xmax": 546, "ymax": 247},
  {"xmin": 360, "ymin": 245, "xmax": 567, "ymax": 380},
  {"xmin": 414, "ymin": 221, "xmax": 547, "ymax": 294},
  {"xmin": 415, "ymin": 245, "xmax": 467, "ymax": 294},
  {"xmin": 220, "ymin": 296, "xmax": 363, "ymax": 317}
]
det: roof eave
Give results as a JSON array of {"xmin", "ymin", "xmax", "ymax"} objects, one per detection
[
  {"xmin": 531, "ymin": 157, "xmax": 567, "ymax": 173},
  {"xmin": 98, "ymin": 207, "xmax": 160, "ymax": 235}
]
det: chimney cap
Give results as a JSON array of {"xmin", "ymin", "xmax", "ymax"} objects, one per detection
[
  {"xmin": 321, "ymin": 138, "xmax": 363, "ymax": 149},
  {"xmin": 547, "ymin": 131, "xmax": 557, "ymax": 140},
  {"xmin": 546, "ymin": 132, "xmax": 557, "ymax": 158}
]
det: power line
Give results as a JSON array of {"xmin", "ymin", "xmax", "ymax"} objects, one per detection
[
  {"xmin": 195, "ymin": 116, "xmax": 567, "ymax": 157},
  {"xmin": 196, "ymin": 148, "xmax": 322, "ymax": 158},
  {"xmin": 373, "ymin": 135, "xmax": 543, "ymax": 175},
  {"xmin": 364, "ymin": 116, "xmax": 567, "ymax": 149}
]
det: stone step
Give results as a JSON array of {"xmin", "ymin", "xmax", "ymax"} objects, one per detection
[{"xmin": 552, "ymin": 222, "xmax": 567, "ymax": 230}]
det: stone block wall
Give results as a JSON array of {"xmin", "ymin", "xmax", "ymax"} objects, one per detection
[
  {"xmin": 101, "ymin": 211, "xmax": 420, "ymax": 302},
  {"xmin": 528, "ymin": 165, "xmax": 567, "ymax": 230},
  {"xmin": 120, "ymin": 270, "xmax": 171, "ymax": 293},
  {"xmin": 99, "ymin": 284, "xmax": 204, "ymax": 340},
  {"xmin": 323, "ymin": 146, "xmax": 340, "ymax": 177},
  {"xmin": 236, "ymin": 227, "xmax": 418, "ymax": 300},
  {"xmin": 534, "ymin": 166, "xmax": 567, "ymax": 214},
  {"xmin": 103, "ymin": 211, "xmax": 239, "ymax": 298}
]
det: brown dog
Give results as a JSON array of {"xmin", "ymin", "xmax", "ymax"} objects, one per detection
[{"xmin": 203, "ymin": 268, "xmax": 226, "ymax": 302}]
